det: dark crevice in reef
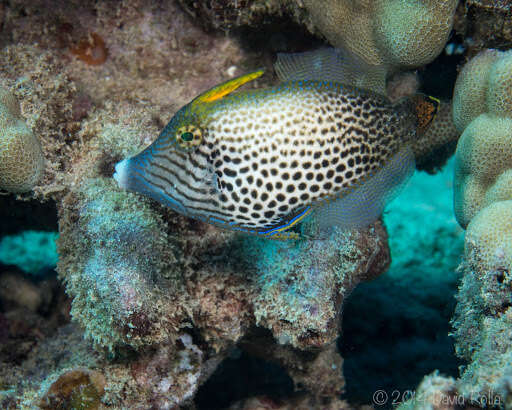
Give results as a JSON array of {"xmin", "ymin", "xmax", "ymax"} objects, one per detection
[
  {"xmin": 232, "ymin": 18, "xmax": 324, "ymax": 55},
  {"xmin": 195, "ymin": 349, "xmax": 294, "ymax": 409},
  {"xmin": 339, "ymin": 272, "xmax": 463, "ymax": 407},
  {"xmin": 417, "ymin": 32, "xmax": 466, "ymax": 101},
  {"xmin": 0, "ymin": 195, "xmax": 58, "ymax": 237}
]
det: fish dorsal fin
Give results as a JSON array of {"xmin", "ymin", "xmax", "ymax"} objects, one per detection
[
  {"xmin": 304, "ymin": 145, "xmax": 415, "ymax": 237},
  {"xmin": 194, "ymin": 69, "xmax": 265, "ymax": 104},
  {"xmin": 274, "ymin": 48, "xmax": 387, "ymax": 94}
]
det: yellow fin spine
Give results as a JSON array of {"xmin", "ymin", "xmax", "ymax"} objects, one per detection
[{"xmin": 194, "ymin": 69, "xmax": 265, "ymax": 104}]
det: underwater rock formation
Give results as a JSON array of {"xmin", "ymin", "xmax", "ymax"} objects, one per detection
[{"xmin": 462, "ymin": 0, "xmax": 512, "ymax": 53}]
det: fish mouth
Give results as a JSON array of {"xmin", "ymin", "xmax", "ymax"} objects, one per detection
[
  {"xmin": 113, "ymin": 157, "xmax": 187, "ymax": 214},
  {"xmin": 113, "ymin": 158, "xmax": 130, "ymax": 188}
]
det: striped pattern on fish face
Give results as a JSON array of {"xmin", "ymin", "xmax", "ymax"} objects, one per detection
[
  {"xmin": 116, "ymin": 80, "xmax": 415, "ymax": 233},
  {"xmin": 114, "ymin": 106, "xmax": 221, "ymax": 218}
]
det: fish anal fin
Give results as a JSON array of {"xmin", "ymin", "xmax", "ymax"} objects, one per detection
[
  {"xmin": 309, "ymin": 145, "xmax": 415, "ymax": 234},
  {"xmin": 195, "ymin": 69, "xmax": 265, "ymax": 104},
  {"xmin": 265, "ymin": 231, "xmax": 301, "ymax": 240}
]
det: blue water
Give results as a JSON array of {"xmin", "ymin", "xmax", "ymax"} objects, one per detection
[{"xmin": 341, "ymin": 158, "xmax": 464, "ymax": 405}]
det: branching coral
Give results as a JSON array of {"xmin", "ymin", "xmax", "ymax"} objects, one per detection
[{"xmin": 0, "ymin": 87, "xmax": 44, "ymax": 192}]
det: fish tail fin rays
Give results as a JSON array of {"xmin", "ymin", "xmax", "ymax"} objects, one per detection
[
  {"xmin": 193, "ymin": 69, "xmax": 265, "ymax": 105},
  {"xmin": 274, "ymin": 48, "xmax": 387, "ymax": 94},
  {"xmin": 305, "ymin": 145, "xmax": 415, "ymax": 236},
  {"xmin": 410, "ymin": 94, "xmax": 440, "ymax": 136}
]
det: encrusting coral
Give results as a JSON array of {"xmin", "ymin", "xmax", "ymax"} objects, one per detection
[
  {"xmin": 450, "ymin": 200, "xmax": 512, "ymax": 409},
  {"xmin": 0, "ymin": 87, "xmax": 44, "ymax": 192}
]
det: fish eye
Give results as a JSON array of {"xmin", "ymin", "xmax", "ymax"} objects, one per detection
[
  {"xmin": 181, "ymin": 132, "xmax": 193, "ymax": 142},
  {"xmin": 176, "ymin": 125, "xmax": 203, "ymax": 149}
]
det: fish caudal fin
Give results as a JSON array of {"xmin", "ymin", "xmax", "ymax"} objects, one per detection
[
  {"xmin": 306, "ymin": 145, "xmax": 415, "ymax": 235},
  {"xmin": 274, "ymin": 48, "xmax": 387, "ymax": 94},
  {"xmin": 410, "ymin": 94, "xmax": 440, "ymax": 135}
]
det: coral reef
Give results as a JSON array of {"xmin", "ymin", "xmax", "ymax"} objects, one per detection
[
  {"xmin": 452, "ymin": 49, "xmax": 512, "ymax": 228},
  {"xmin": 451, "ymin": 201, "xmax": 512, "ymax": 408},
  {"xmin": 461, "ymin": 0, "xmax": 512, "ymax": 53},
  {"xmin": 0, "ymin": 0, "xmax": 394, "ymax": 407},
  {"xmin": 2, "ymin": 0, "xmax": 510, "ymax": 408},
  {"xmin": 300, "ymin": 0, "xmax": 458, "ymax": 71},
  {"xmin": 179, "ymin": 0, "xmax": 458, "ymax": 78},
  {"xmin": 406, "ymin": 199, "xmax": 512, "ymax": 409},
  {"xmin": 0, "ymin": 87, "xmax": 44, "ymax": 192},
  {"xmin": 400, "ymin": 48, "xmax": 512, "ymax": 410}
]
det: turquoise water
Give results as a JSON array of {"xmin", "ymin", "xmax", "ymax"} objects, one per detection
[
  {"xmin": 0, "ymin": 230, "xmax": 58, "ymax": 275},
  {"xmin": 342, "ymin": 158, "xmax": 464, "ymax": 404}
]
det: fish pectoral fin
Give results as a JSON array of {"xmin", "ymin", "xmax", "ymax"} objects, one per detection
[{"xmin": 194, "ymin": 69, "xmax": 265, "ymax": 104}]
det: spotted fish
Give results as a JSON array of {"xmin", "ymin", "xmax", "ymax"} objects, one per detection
[{"xmin": 114, "ymin": 49, "xmax": 438, "ymax": 239}]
